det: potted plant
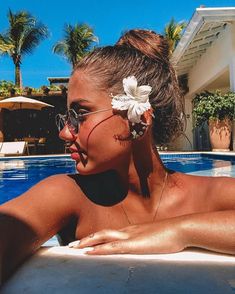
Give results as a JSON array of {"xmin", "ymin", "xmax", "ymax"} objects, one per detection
[{"xmin": 192, "ymin": 90, "xmax": 235, "ymax": 151}]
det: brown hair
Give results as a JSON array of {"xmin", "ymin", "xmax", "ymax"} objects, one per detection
[{"xmin": 74, "ymin": 29, "xmax": 185, "ymax": 144}]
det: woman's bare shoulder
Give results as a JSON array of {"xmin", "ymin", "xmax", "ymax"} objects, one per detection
[
  {"xmin": 178, "ymin": 173, "xmax": 235, "ymax": 210},
  {"xmin": 174, "ymin": 171, "xmax": 235, "ymax": 189},
  {"xmin": 0, "ymin": 173, "xmax": 83, "ymax": 218},
  {"xmin": 27, "ymin": 173, "xmax": 85, "ymax": 208},
  {"xmin": 34, "ymin": 173, "xmax": 81, "ymax": 192},
  {"xmin": 206, "ymin": 176, "xmax": 235, "ymax": 209}
]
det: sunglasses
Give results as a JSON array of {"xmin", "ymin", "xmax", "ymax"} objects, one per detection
[{"xmin": 55, "ymin": 108, "xmax": 112, "ymax": 135}]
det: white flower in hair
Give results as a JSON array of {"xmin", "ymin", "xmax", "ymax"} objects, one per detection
[{"xmin": 111, "ymin": 76, "xmax": 152, "ymax": 123}]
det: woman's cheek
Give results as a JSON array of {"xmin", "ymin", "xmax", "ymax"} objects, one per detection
[
  {"xmin": 78, "ymin": 122, "xmax": 95, "ymax": 147},
  {"xmin": 79, "ymin": 115, "xmax": 130, "ymax": 152},
  {"xmin": 109, "ymin": 115, "xmax": 130, "ymax": 137}
]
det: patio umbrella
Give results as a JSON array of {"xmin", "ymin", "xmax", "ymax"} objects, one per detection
[{"xmin": 0, "ymin": 96, "xmax": 54, "ymax": 110}]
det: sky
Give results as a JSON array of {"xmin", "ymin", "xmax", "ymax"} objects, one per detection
[{"xmin": 0, "ymin": 0, "xmax": 234, "ymax": 88}]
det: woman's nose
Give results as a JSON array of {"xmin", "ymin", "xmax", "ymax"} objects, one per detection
[{"xmin": 59, "ymin": 125, "xmax": 76, "ymax": 141}]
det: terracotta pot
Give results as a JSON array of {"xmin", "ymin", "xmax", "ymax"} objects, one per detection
[{"xmin": 209, "ymin": 119, "xmax": 232, "ymax": 151}]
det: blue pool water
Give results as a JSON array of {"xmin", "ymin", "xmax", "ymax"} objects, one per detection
[
  {"xmin": 0, "ymin": 153, "xmax": 235, "ymax": 205},
  {"xmin": 0, "ymin": 156, "xmax": 76, "ymax": 204}
]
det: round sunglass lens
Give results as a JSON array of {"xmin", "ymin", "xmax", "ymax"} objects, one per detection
[
  {"xmin": 55, "ymin": 115, "xmax": 66, "ymax": 132},
  {"xmin": 68, "ymin": 111, "xmax": 78, "ymax": 134}
]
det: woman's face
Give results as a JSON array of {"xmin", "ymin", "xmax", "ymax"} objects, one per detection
[{"xmin": 59, "ymin": 71, "xmax": 132, "ymax": 175}]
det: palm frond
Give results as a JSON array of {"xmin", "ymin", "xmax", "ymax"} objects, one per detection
[
  {"xmin": 164, "ymin": 18, "xmax": 187, "ymax": 54},
  {"xmin": 0, "ymin": 34, "xmax": 14, "ymax": 55},
  {"xmin": 53, "ymin": 23, "xmax": 98, "ymax": 68},
  {"xmin": 4, "ymin": 9, "xmax": 49, "ymax": 58},
  {"xmin": 21, "ymin": 23, "xmax": 49, "ymax": 55},
  {"xmin": 1, "ymin": 9, "xmax": 49, "ymax": 87}
]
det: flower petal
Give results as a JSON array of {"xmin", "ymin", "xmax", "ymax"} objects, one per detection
[
  {"xmin": 111, "ymin": 76, "xmax": 152, "ymax": 123},
  {"xmin": 112, "ymin": 100, "xmax": 129, "ymax": 111},
  {"xmin": 112, "ymin": 94, "xmax": 131, "ymax": 102},
  {"xmin": 123, "ymin": 76, "xmax": 137, "ymax": 98},
  {"xmin": 111, "ymin": 94, "xmax": 132, "ymax": 110},
  {"xmin": 136, "ymin": 85, "xmax": 152, "ymax": 102},
  {"xmin": 127, "ymin": 103, "xmax": 142, "ymax": 123},
  {"xmin": 139, "ymin": 101, "xmax": 151, "ymax": 112},
  {"xmin": 127, "ymin": 100, "xmax": 152, "ymax": 123}
]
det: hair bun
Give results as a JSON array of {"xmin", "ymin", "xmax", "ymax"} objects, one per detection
[{"xmin": 116, "ymin": 29, "xmax": 170, "ymax": 62}]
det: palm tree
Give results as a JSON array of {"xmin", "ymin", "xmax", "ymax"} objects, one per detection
[
  {"xmin": 0, "ymin": 39, "xmax": 13, "ymax": 53},
  {"xmin": 164, "ymin": 18, "xmax": 187, "ymax": 55},
  {"xmin": 0, "ymin": 9, "xmax": 49, "ymax": 88},
  {"xmin": 53, "ymin": 23, "xmax": 98, "ymax": 69}
]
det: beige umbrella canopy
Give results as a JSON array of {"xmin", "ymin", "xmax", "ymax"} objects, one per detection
[{"xmin": 0, "ymin": 96, "xmax": 54, "ymax": 110}]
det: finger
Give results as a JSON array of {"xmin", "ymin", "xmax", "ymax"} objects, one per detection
[
  {"xmin": 86, "ymin": 240, "xmax": 132, "ymax": 255},
  {"xmin": 68, "ymin": 242, "xmax": 95, "ymax": 253},
  {"xmin": 78, "ymin": 229, "xmax": 128, "ymax": 248},
  {"xmin": 68, "ymin": 240, "xmax": 80, "ymax": 248}
]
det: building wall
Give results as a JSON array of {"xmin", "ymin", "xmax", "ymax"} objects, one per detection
[
  {"xmin": 172, "ymin": 98, "xmax": 193, "ymax": 151},
  {"xmin": 187, "ymin": 23, "xmax": 235, "ymax": 97},
  {"xmin": 174, "ymin": 22, "xmax": 235, "ymax": 150},
  {"xmin": 2, "ymin": 94, "xmax": 67, "ymax": 154}
]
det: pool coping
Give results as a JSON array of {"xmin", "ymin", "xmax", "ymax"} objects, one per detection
[
  {"xmin": 160, "ymin": 151, "xmax": 235, "ymax": 160},
  {"xmin": 0, "ymin": 151, "xmax": 235, "ymax": 161}
]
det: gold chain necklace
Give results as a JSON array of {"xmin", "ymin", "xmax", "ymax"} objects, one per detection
[{"xmin": 121, "ymin": 171, "xmax": 168, "ymax": 225}]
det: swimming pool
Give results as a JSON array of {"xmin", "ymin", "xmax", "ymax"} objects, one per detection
[{"xmin": 0, "ymin": 153, "xmax": 235, "ymax": 205}]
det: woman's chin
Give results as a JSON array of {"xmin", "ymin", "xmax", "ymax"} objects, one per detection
[
  {"xmin": 75, "ymin": 162, "xmax": 112, "ymax": 176},
  {"xmin": 75, "ymin": 162, "xmax": 95, "ymax": 175}
]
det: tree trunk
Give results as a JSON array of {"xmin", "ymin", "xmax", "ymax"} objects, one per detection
[{"xmin": 15, "ymin": 62, "xmax": 22, "ymax": 89}]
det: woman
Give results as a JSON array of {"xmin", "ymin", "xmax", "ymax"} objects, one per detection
[{"xmin": 0, "ymin": 29, "xmax": 235, "ymax": 283}]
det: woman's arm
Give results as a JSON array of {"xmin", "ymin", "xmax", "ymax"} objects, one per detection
[
  {"xmin": 75, "ymin": 176, "xmax": 235, "ymax": 255},
  {"xmin": 0, "ymin": 174, "xmax": 80, "ymax": 283},
  {"xmin": 75, "ymin": 210, "xmax": 235, "ymax": 255}
]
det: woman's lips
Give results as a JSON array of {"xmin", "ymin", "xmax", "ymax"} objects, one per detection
[
  {"xmin": 70, "ymin": 152, "xmax": 81, "ymax": 161},
  {"xmin": 70, "ymin": 149, "xmax": 88, "ymax": 166}
]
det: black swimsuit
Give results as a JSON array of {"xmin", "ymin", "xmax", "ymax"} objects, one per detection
[{"xmin": 57, "ymin": 170, "xmax": 127, "ymax": 245}]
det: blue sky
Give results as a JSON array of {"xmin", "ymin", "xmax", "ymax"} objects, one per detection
[{"xmin": 0, "ymin": 0, "xmax": 234, "ymax": 88}]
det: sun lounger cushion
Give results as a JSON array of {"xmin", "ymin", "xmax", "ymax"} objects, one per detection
[{"xmin": 0, "ymin": 141, "xmax": 27, "ymax": 156}]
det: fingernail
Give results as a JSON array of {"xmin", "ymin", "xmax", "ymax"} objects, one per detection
[
  {"xmin": 68, "ymin": 240, "xmax": 80, "ymax": 248},
  {"xmin": 84, "ymin": 247, "xmax": 94, "ymax": 254}
]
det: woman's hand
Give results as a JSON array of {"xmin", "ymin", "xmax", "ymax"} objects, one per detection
[
  {"xmin": 70, "ymin": 211, "xmax": 235, "ymax": 256},
  {"xmin": 69, "ymin": 219, "xmax": 186, "ymax": 255}
]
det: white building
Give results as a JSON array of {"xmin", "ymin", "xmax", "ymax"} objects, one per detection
[{"xmin": 172, "ymin": 7, "xmax": 235, "ymax": 151}]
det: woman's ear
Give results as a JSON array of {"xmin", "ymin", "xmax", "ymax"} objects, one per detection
[
  {"xmin": 128, "ymin": 109, "xmax": 153, "ymax": 140},
  {"xmin": 143, "ymin": 108, "xmax": 153, "ymax": 125}
]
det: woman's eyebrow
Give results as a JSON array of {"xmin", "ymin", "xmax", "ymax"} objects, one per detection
[
  {"xmin": 69, "ymin": 99, "xmax": 91, "ymax": 109},
  {"xmin": 77, "ymin": 98, "xmax": 91, "ymax": 103}
]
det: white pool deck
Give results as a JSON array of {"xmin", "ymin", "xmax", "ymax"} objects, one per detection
[{"xmin": 2, "ymin": 247, "xmax": 235, "ymax": 293}]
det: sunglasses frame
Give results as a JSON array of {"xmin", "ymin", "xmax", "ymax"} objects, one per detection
[{"xmin": 55, "ymin": 108, "xmax": 112, "ymax": 135}]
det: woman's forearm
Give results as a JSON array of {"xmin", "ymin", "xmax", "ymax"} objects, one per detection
[
  {"xmin": 76, "ymin": 210, "xmax": 235, "ymax": 255},
  {"xmin": 181, "ymin": 210, "xmax": 235, "ymax": 254}
]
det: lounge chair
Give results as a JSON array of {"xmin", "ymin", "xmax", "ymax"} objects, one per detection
[
  {"xmin": 0, "ymin": 141, "xmax": 28, "ymax": 156},
  {"xmin": 37, "ymin": 137, "xmax": 46, "ymax": 154}
]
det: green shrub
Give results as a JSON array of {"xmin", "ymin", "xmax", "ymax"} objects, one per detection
[{"xmin": 192, "ymin": 90, "xmax": 235, "ymax": 127}]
